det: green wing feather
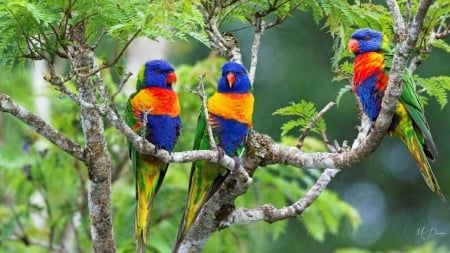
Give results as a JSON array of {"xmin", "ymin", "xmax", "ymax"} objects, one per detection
[
  {"xmin": 389, "ymin": 72, "xmax": 446, "ymax": 206},
  {"xmin": 192, "ymin": 107, "xmax": 207, "ymax": 149},
  {"xmin": 399, "ymin": 71, "xmax": 438, "ymax": 159}
]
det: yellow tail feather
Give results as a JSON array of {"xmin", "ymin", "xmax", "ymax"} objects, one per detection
[{"xmin": 135, "ymin": 158, "xmax": 167, "ymax": 252}]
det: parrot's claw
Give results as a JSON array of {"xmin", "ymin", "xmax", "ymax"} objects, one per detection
[{"xmin": 153, "ymin": 144, "xmax": 163, "ymax": 154}]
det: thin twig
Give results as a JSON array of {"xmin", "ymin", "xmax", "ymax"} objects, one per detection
[
  {"xmin": 320, "ymin": 131, "xmax": 336, "ymax": 153},
  {"xmin": 435, "ymin": 23, "xmax": 450, "ymax": 39},
  {"xmin": 81, "ymin": 29, "xmax": 141, "ymax": 77},
  {"xmin": 296, "ymin": 102, "xmax": 336, "ymax": 149},
  {"xmin": 197, "ymin": 73, "xmax": 217, "ymax": 150},
  {"xmin": 91, "ymin": 29, "xmax": 107, "ymax": 50},
  {"xmin": 112, "ymin": 71, "xmax": 133, "ymax": 101},
  {"xmin": 387, "ymin": 0, "xmax": 406, "ymax": 36},
  {"xmin": 48, "ymin": 80, "xmax": 101, "ymax": 111},
  {"xmin": 9, "ymin": 235, "xmax": 64, "ymax": 251}
]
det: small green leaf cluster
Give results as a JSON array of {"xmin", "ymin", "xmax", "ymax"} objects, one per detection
[
  {"xmin": 416, "ymin": 75, "xmax": 450, "ymax": 109},
  {"xmin": 273, "ymin": 100, "xmax": 327, "ymax": 136}
]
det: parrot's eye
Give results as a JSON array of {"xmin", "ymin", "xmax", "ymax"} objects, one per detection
[
  {"xmin": 154, "ymin": 69, "xmax": 162, "ymax": 74},
  {"xmin": 364, "ymin": 35, "xmax": 371, "ymax": 40},
  {"xmin": 238, "ymin": 70, "xmax": 244, "ymax": 75}
]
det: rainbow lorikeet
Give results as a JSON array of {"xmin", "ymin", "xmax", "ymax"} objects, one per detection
[
  {"xmin": 348, "ymin": 28, "xmax": 447, "ymax": 205},
  {"xmin": 126, "ymin": 59, "xmax": 182, "ymax": 252},
  {"xmin": 174, "ymin": 61, "xmax": 254, "ymax": 250}
]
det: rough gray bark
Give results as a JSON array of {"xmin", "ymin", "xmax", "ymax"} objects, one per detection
[{"xmin": 65, "ymin": 20, "xmax": 116, "ymax": 253}]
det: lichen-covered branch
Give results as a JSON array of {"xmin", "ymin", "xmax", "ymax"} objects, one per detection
[
  {"xmin": 0, "ymin": 93, "xmax": 85, "ymax": 160},
  {"xmin": 66, "ymin": 18, "xmax": 116, "ymax": 253},
  {"xmin": 223, "ymin": 168, "xmax": 340, "ymax": 226},
  {"xmin": 248, "ymin": 17, "xmax": 265, "ymax": 84},
  {"xmin": 199, "ymin": 2, "xmax": 242, "ymax": 63}
]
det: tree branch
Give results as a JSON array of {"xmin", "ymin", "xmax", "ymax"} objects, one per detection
[
  {"xmin": 387, "ymin": 0, "xmax": 406, "ymax": 36},
  {"xmin": 248, "ymin": 16, "xmax": 265, "ymax": 84},
  {"xmin": 223, "ymin": 168, "xmax": 340, "ymax": 226},
  {"xmin": 197, "ymin": 74, "xmax": 217, "ymax": 149},
  {"xmin": 0, "ymin": 93, "xmax": 85, "ymax": 160},
  {"xmin": 200, "ymin": 3, "xmax": 242, "ymax": 62}
]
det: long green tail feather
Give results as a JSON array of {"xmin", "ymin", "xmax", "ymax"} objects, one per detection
[
  {"xmin": 390, "ymin": 102, "xmax": 447, "ymax": 206},
  {"xmin": 174, "ymin": 108, "xmax": 229, "ymax": 251}
]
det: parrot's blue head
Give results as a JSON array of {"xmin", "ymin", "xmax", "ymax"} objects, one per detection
[
  {"xmin": 348, "ymin": 28, "xmax": 383, "ymax": 54},
  {"xmin": 138, "ymin": 59, "xmax": 177, "ymax": 90},
  {"xmin": 218, "ymin": 61, "xmax": 251, "ymax": 93}
]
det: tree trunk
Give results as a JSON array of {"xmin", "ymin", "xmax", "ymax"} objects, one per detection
[{"xmin": 67, "ymin": 19, "xmax": 116, "ymax": 253}]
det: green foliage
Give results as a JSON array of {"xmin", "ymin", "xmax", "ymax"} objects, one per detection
[
  {"xmin": 415, "ymin": 75, "xmax": 450, "ymax": 109},
  {"xmin": 273, "ymin": 100, "xmax": 327, "ymax": 136},
  {"xmin": 302, "ymin": 190, "xmax": 360, "ymax": 242},
  {"xmin": 93, "ymin": 0, "xmax": 208, "ymax": 44},
  {"xmin": 206, "ymin": 0, "xmax": 306, "ymax": 27},
  {"xmin": 430, "ymin": 39, "xmax": 450, "ymax": 53},
  {"xmin": 0, "ymin": 0, "xmax": 208, "ymax": 70},
  {"xmin": 0, "ymin": 1, "xmax": 59, "ymax": 67},
  {"xmin": 335, "ymin": 84, "xmax": 352, "ymax": 107},
  {"xmin": 307, "ymin": 1, "xmax": 393, "ymax": 69},
  {"xmin": 0, "ymin": 141, "xmax": 91, "ymax": 252}
]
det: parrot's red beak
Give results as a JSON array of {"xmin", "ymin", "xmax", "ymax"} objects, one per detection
[
  {"xmin": 166, "ymin": 72, "xmax": 177, "ymax": 85},
  {"xmin": 226, "ymin": 72, "xmax": 236, "ymax": 88},
  {"xmin": 348, "ymin": 39, "xmax": 359, "ymax": 53}
]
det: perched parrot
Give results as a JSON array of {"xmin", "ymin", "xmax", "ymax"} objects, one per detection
[
  {"xmin": 348, "ymin": 28, "xmax": 447, "ymax": 205},
  {"xmin": 126, "ymin": 59, "xmax": 182, "ymax": 252},
  {"xmin": 174, "ymin": 61, "xmax": 254, "ymax": 250}
]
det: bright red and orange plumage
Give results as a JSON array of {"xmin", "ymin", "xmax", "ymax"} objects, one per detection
[
  {"xmin": 126, "ymin": 60, "xmax": 182, "ymax": 252},
  {"xmin": 174, "ymin": 61, "xmax": 254, "ymax": 251},
  {"xmin": 348, "ymin": 28, "xmax": 446, "ymax": 205}
]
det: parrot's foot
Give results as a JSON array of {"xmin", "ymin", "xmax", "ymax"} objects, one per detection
[{"xmin": 153, "ymin": 144, "xmax": 163, "ymax": 154}]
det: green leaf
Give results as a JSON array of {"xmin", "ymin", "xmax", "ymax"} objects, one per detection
[
  {"xmin": 273, "ymin": 100, "xmax": 327, "ymax": 136},
  {"xmin": 302, "ymin": 205, "xmax": 326, "ymax": 242},
  {"xmin": 430, "ymin": 39, "xmax": 450, "ymax": 53},
  {"xmin": 336, "ymin": 84, "xmax": 352, "ymax": 107},
  {"xmin": 416, "ymin": 75, "xmax": 450, "ymax": 109}
]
